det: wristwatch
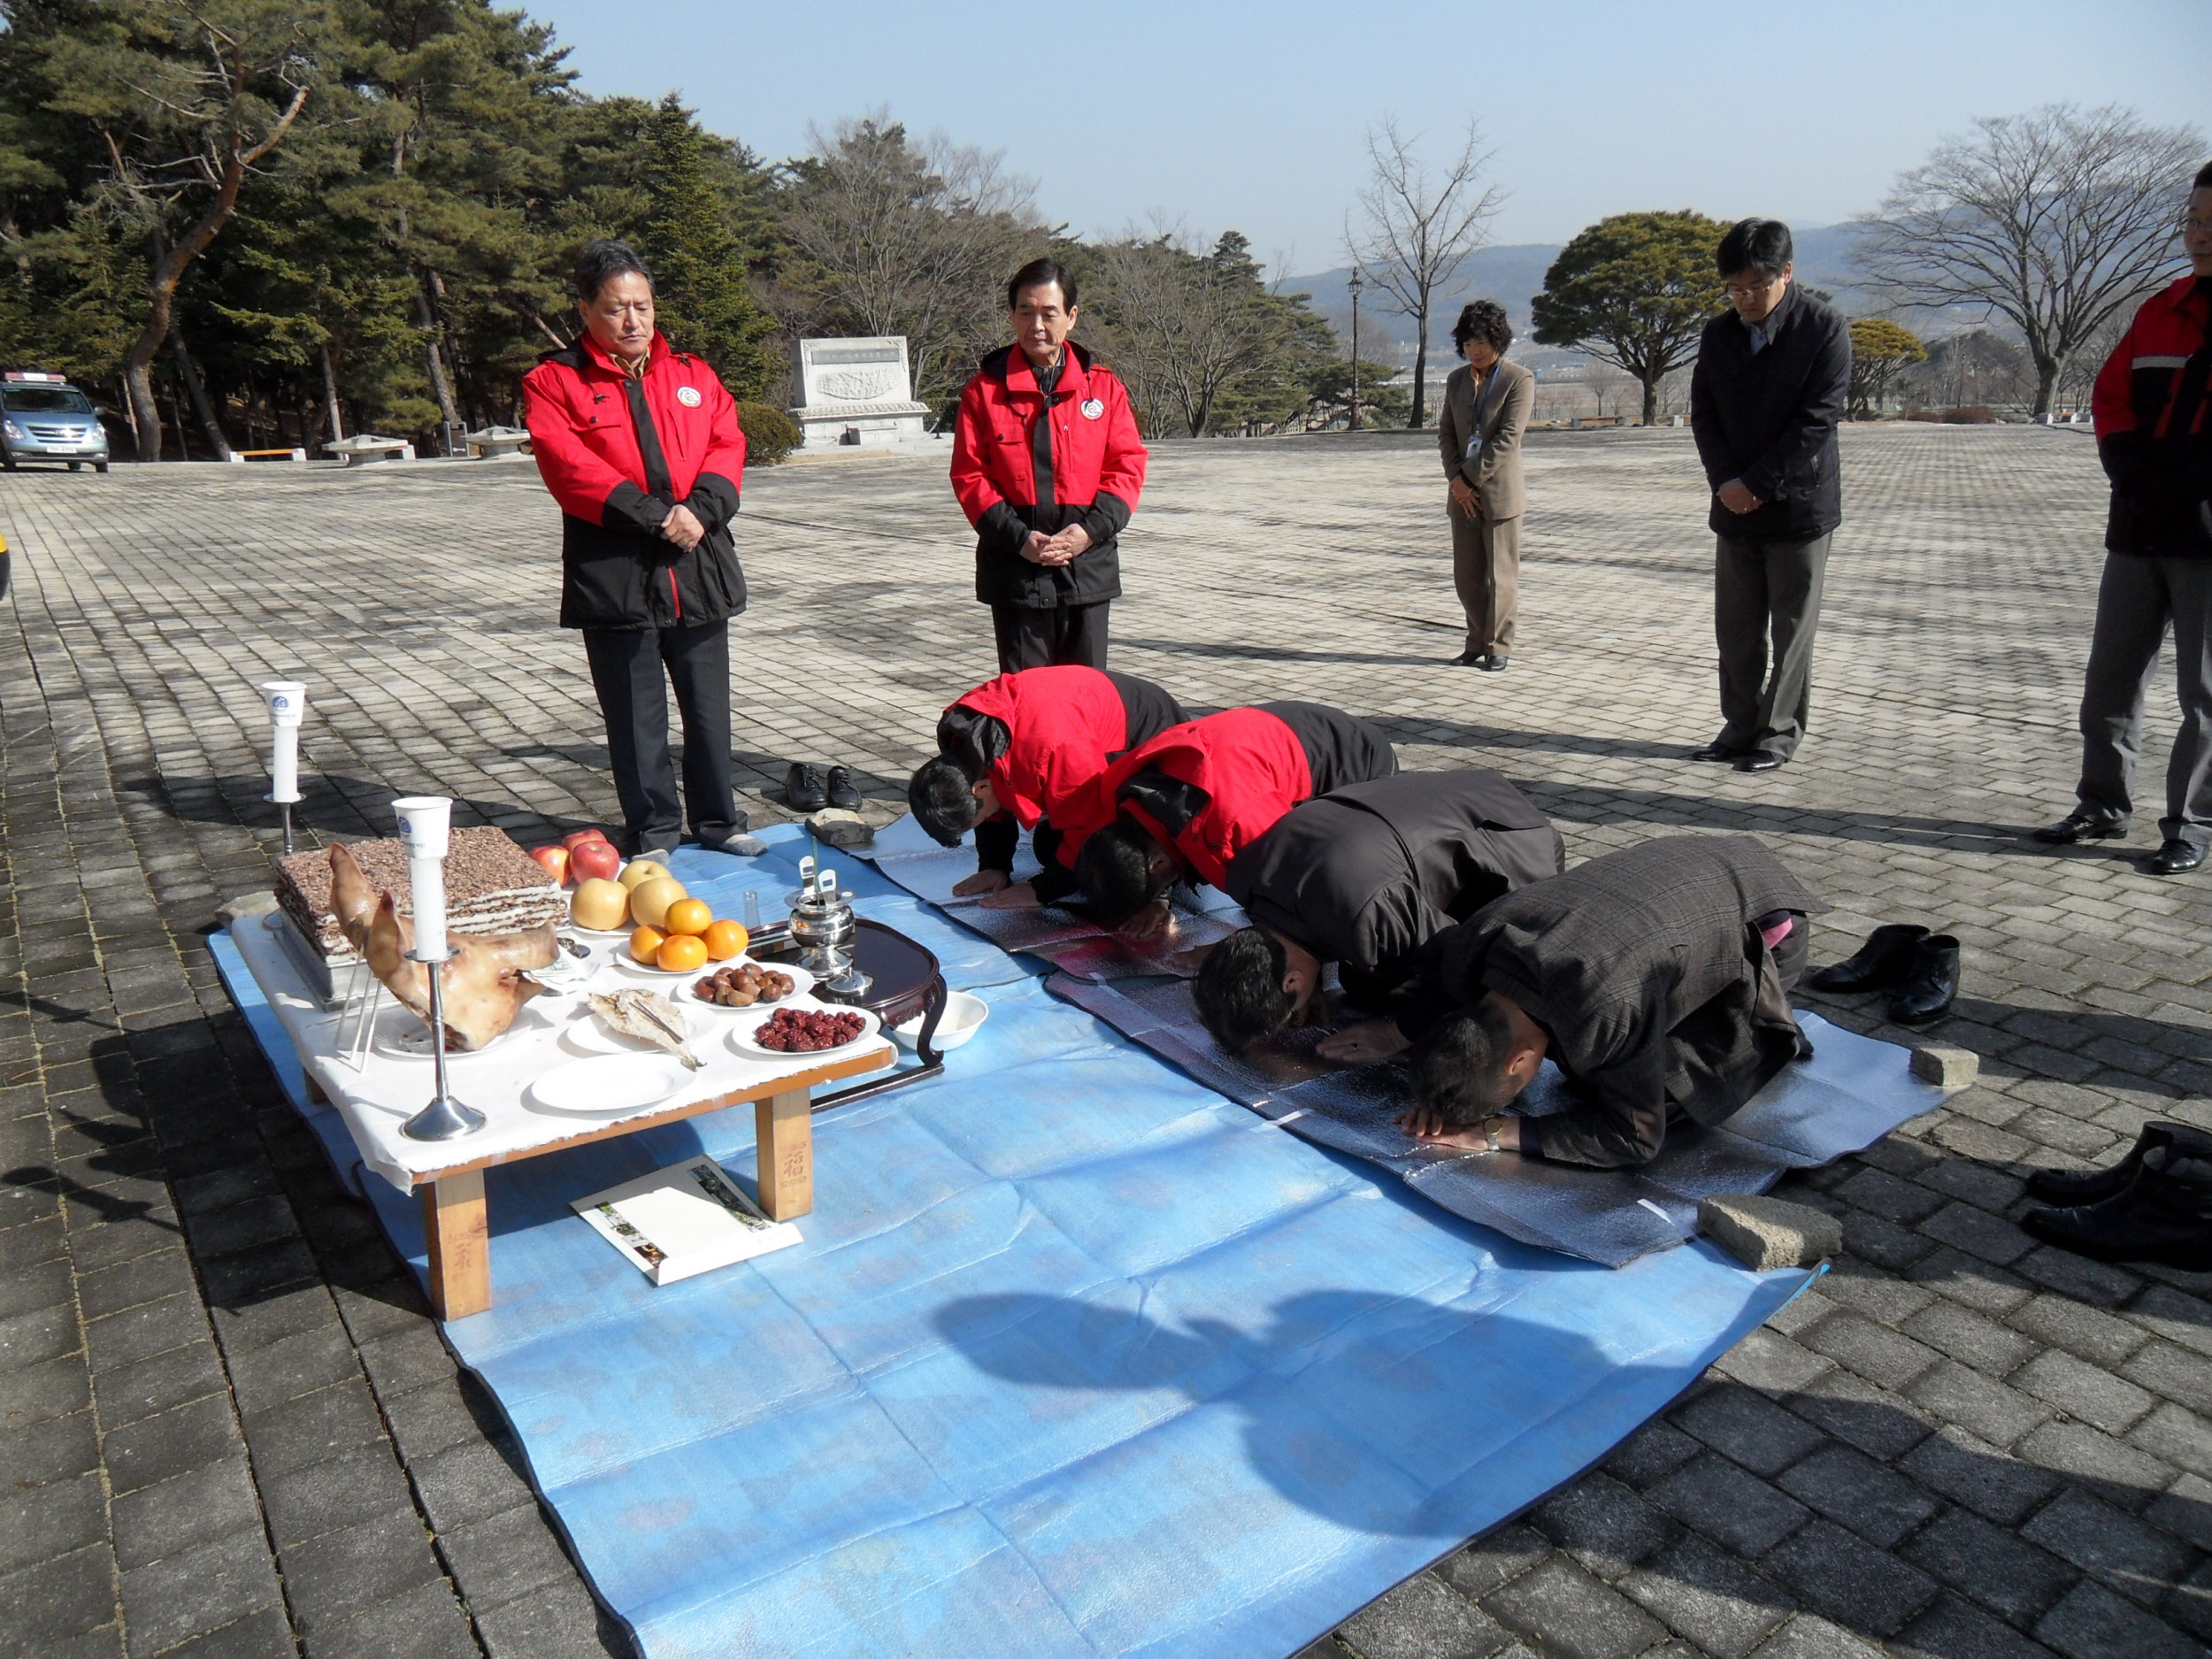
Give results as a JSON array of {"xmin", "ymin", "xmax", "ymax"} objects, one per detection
[{"xmin": 1481, "ymin": 1115, "xmax": 1507, "ymax": 1154}]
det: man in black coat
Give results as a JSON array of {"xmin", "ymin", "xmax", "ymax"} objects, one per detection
[
  {"xmin": 1192, "ymin": 772, "xmax": 1565, "ymax": 1051},
  {"xmin": 1318, "ymin": 835, "xmax": 1822, "ymax": 1169},
  {"xmin": 1688, "ymin": 219, "xmax": 1852, "ymax": 774}
]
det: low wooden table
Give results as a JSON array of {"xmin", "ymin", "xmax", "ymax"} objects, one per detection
[{"xmin": 402, "ymin": 1042, "xmax": 890, "ymax": 1319}]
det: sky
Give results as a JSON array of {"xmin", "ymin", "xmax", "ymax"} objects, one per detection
[{"xmin": 527, "ymin": 0, "xmax": 2208, "ymax": 274}]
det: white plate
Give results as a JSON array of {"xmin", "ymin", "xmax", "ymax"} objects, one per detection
[
  {"xmin": 527, "ymin": 1054, "xmax": 693, "ymax": 1117},
  {"xmin": 727, "ymin": 1004, "xmax": 880, "ymax": 1062},
  {"xmin": 566, "ymin": 923, "xmax": 636, "ymax": 941},
  {"xmin": 608, "ymin": 949, "xmax": 714, "ymax": 979},
  {"xmin": 677, "ymin": 958, "xmax": 814, "ymax": 1010},
  {"xmin": 562, "ymin": 1000, "xmax": 705, "ymax": 1057},
  {"xmin": 370, "ymin": 1002, "xmax": 552, "ymax": 1062}
]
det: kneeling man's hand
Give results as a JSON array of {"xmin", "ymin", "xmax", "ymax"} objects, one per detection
[
  {"xmin": 1118, "ymin": 900, "xmax": 1171, "ymax": 939},
  {"xmin": 952, "ymin": 869, "xmax": 1010, "ymax": 898},
  {"xmin": 1317, "ymin": 1018, "xmax": 1409, "ymax": 1064},
  {"xmin": 1394, "ymin": 1104, "xmax": 1521, "ymax": 1153},
  {"xmin": 978, "ymin": 880, "xmax": 1041, "ymax": 910}
]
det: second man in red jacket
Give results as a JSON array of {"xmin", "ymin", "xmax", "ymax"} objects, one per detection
[{"xmin": 950, "ymin": 257, "xmax": 1148, "ymax": 673}]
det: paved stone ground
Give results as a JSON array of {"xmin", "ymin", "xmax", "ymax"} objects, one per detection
[{"xmin": 4, "ymin": 425, "xmax": 2211, "ymax": 1658}]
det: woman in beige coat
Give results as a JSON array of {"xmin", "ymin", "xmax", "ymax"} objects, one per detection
[{"xmin": 1437, "ymin": 300, "xmax": 1535, "ymax": 671}]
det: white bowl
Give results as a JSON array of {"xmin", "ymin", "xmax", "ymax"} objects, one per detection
[{"xmin": 891, "ymin": 989, "xmax": 988, "ymax": 1052}]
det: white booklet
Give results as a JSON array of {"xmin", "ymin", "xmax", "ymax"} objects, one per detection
[{"xmin": 572, "ymin": 1155, "xmax": 801, "ymax": 1285}]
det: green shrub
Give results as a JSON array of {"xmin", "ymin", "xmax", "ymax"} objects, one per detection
[{"xmin": 737, "ymin": 401, "xmax": 802, "ymax": 465}]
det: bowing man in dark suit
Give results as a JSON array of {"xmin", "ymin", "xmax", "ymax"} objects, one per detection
[
  {"xmin": 1319, "ymin": 835, "xmax": 1821, "ymax": 1169},
  {"xmin": 1192, "ymin": 771, "xmax": 1565, "ymax": 1052}
]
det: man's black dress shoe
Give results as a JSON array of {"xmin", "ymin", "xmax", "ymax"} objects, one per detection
[
  {"xmin": 2026, "ymin": 1121, "xmax": 2192, "ymax": 1206},
  {"xmin": 1888, "ymin": 933, "xmax": 1959, "ymax": 1025},
  {"xmin": 1687, "ymin": 741, "xmax": 1740, "ymax": 763},
  {"xmin": 1475, "ymin": 654, "xmax": 1509, "ymax": 672},
  {"xmin": 2144, "ymin": 838, "xmax": 2206, "ymax": 875},
  {"xmin": 784, "ymin": 762, "xmax": 829, "ymax": 811},
  {"xmin": 2022, "ymin": 1138, "xmax": 2212, "ymax": 1270},
  {"xmin": 1734, "ymin": 751, "xmax": 1786, "ymax": 772},
  {"xmin": 825, "ymin": 765, "xmax": 862, "ymax": 811},
  {"xmin": 2032, "ymin": 808, "xmax": 2126, "ymax": 844},
  {"xmin": 1806, "ymin": 923, "xmax": 1930, "ymax": 993},
  {"xmin": 1450, "ymin": 650, "xmax": 1481, "ymax": 666}
]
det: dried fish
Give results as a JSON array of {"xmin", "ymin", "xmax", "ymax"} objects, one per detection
[{"xmin": 588, "ymin": 989, "xmax": 702, "ymax": 1070}]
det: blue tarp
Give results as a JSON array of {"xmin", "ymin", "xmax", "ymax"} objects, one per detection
[{"xmin": 212, "ymin": 826, "xmax": 1809, "ymax": 1658}]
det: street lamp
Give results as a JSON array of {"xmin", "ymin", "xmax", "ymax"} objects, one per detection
[{"xmin": 1348, "ymin": 267, "xmax": 1364, "ymax": 432}]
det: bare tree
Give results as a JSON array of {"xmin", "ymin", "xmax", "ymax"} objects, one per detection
[
  {"xmin": 1346, "ymin": 117, "xmax": 1504, "ymax": 426},
  {"xmin": 778, "ymin": 111, "xmax": 1043, "ymax": 408},
  {"xmin": 1855, "ymin": 104, "xmax": 2204, "ymax": 415}
]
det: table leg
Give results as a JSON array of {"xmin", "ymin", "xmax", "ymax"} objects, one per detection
[
  {"xmin": 421, "ymin": 1169, "xmax": 489, "ymax": 1319},
  {"xmin": 755, "ymin": 1087, "xmax": 814, "ymax": 1220}
]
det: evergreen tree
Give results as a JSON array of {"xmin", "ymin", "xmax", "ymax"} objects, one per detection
[
  {"xmin": 634, "ymin": 95, "xmax": 776, "ymax": 397},
  {"xmin": 1531, "ymin": 211, "xmax": 1730, "ymax": 426}
]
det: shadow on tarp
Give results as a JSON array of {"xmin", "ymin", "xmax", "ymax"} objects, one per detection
[{"xmin": 209, "ymin": 853, "xmax": 1812, "ymax": 1659}]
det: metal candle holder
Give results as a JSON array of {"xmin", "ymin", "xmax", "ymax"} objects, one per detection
[{"xmin": 398, "ymin": 947, "xmax": 484, "ymax": 1141}]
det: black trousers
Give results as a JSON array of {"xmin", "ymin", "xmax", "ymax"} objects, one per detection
[
  {"xmin": 992, "ymin": 602, "xmax": 1109, "ymax": 673},
  {"xmin": 1714, "ymin": 532, "xmax": 1832, "ymax": 760},
  {"xmin": 581, "ymin": 621, "xmax": 743, "ymax": 852}
]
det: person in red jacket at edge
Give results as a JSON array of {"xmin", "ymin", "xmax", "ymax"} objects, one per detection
[
  {"xmin": 904, "ymin": 665, "xmax": 1187, "ymax": 909},
  {"xmin": 2035, "ymin": 162, "xmax": 2212, "ymax": 877},
  {"xmin": 1071, "ymin": 703, "xmax": 1399, "ymax": 933},
  {"xmin": 951, "ymin": 257, "xmax": 1148, "ymax": 672},
  {"xmin": 522, "ymin": 240, "xmax": 764, "ymax": 861}
]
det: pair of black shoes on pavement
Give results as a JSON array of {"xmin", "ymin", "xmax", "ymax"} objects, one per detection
[
  {"xmin": 2034, "ymin": 807, "xmax": 2206, "ymax": 874},
  {"xmin": 1688, "ymin": 741, "xmax": 1784, "ymax": 774},
  {"xmin": 2022, "ymin": 1122, "xmax": 2212, "ymax": 1269},
  {"xmin": 785, "ymin": 763, "xmax": 860, "ymax": 813},
  {"xmin": 1451, "ymin": 651, "xmax": 1509, "ymax": 672},
  {"xmin": 1804, "ymin": 923, "xmax": 1958, "ymax": 1025}
]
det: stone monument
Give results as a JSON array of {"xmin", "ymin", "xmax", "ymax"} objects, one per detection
[{"xmin": 787, "ymin": 336, "xmax": 935, "ymax": 451}]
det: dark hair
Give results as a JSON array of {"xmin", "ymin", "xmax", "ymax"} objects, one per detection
[
  {"xmin": 2196, "ymin": 161, "xmax": 2212, "ymax": 190},
  {"xmin": 1007, "ymin": 257, "xmax": 1079, "ymax": 311},
  {"xmin": 1451, "ymin": 299, "xmax": 1513, "ymax": 357},
  {"xmin": 574, "ymin": 239, "xmax": 653, "ymax": 303},
  {"xmin": 1409, "ymin": 1001, "xmax": 1527, "ymax": 1126},
  {"xmin": 907, "ymin": 756, "xmax": 979, "ymax": 847},
  {"xmin": 1193, "ymin": 927, "xmax": 1294, "ymax": 1052},
  {"xmin": 1074, "ymin": 816, "xmax": 1166, "ymax": 925},
  {"xmin": 1717, "ymin": 219, "xmax": 1793, "ymax": 280}
]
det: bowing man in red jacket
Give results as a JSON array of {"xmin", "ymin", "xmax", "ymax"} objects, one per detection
[
  {"xmin": 1071, "ymin": 703, "xmax": 1399, "ymax": 928},
  {"xmin": 522, "ymin": 240, "xmax": 760, "ymax": 859},
  {"xmin": 950, "ymin": 257, "xmax": 1148, "ymax": 673},
  {"xmin": 906, "ymin": 665, "xmax": 1187, "ymax": 908}
]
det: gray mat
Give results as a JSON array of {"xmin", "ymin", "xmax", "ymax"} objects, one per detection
[{"xmin": 1050, "ymin": 967, "xmax": 1948, "ymax": 1267}]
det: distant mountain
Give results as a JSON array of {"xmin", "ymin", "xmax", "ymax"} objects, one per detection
[{"xmin": 1286, "ymin": 222, "xmax": 1887, "ymax": 360}]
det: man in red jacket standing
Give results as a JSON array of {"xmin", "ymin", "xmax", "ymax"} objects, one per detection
[
  {"xmin": 2036, "ymin": 164, "xmax": 2212, "ymax": 875},
  {"xmin": 522, "ymin": 240, "xmax": 762, "ymax": 859},
  {"xmin": 950, "ymin": 257, "xmax": 1148, "ymax": 672}
]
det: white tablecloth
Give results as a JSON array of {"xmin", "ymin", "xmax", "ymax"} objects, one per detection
[{"xmin": 227, "ymin": 913, "xmax": 885, "ymax": 1192}]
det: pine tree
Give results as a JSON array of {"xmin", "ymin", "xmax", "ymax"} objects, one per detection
[{"xmin": 636, "ymin": 96, "xmax": 776, "ymax": 398}]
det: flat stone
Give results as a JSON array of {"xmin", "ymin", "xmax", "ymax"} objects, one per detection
[
  {"xmin": 1701, "ymin": 1197, "xmax": 1844, "ymax": 1271},
  {"xmin": 803, "ymin": 808, "xmax": 874, "ymax": 848},
  {"xmin": 1910, "ymin": 1046, "xmax": 1980, "ymax": 1087}
]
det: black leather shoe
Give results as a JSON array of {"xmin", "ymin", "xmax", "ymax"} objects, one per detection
[
  {"xmin": 1734, "ymin": 751, "xmax": 1786, "ymax": 772},
  {"xmin": 1687, "ymin": 741, "xmax": 1740, "ymax": 763},
  {"xmin": 1806, "ymin": 924, "xmax": 1930, "ymax": 993},
  {"xmin": 2023, "ymin": 1134, "xmax": 2212, "ymax": 1269},
  {"xmin": 1475, "ymin": 654, "xmax": 1509, "ymax": 672},
  {"xmin": 1450, "ymin": 651, "xmax": 1482, "ymax": 666},
  {"xmin": 2032, "ymin": 808, "xmax": 2126, "ymax": 844},
  {"xmin": 2144, "ymin": 838, "xmax": 2206, "ymax": 875},
  {"xmin": 2026, "ymin": 1121, "xmax": 2190, "ymax": 1206},
  {"xmin": 825, "ymin": 765, "xmax": 862, "ymax": 811},
  {"xmin": 1887, "ymin": 933, "xmax": 1959, "ymax": 1025},
  {"xmin": 784, "ymin": 762, "xmax": 829, "ymax": 811}
]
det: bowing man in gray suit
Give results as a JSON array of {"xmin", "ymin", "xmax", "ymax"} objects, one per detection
[
  {"xmin": 1437, "ymin": 300, "xmax": 1536, "ymax": 672},
  {"xmin": 1319, "ymin": 835, "xmax": 1822, "ymax": 1169}
]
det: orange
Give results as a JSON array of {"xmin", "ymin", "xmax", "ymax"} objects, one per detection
[
  {"xmin": 702, "ymin": 919, "xmax": 748, "ymax": 961},
  {"xmin": 656, "ymin": 933, "xmax": 710, "ymax": 973},
  {"xmin": 627, "ymin": 925, "xmax": 667, "ymax": 964},
  {"xmin": 664, "ymin": 897, "xmax": 712, "ymax": 937}
]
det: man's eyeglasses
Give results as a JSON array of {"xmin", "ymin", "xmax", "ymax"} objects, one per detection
[
  {"xmin": 1724, "ymin": 277, "xmax": 1781, "ymax": 300},
  {"xmin": 2185, "ymin": 216, "xmax": 2212, "ymax": 238}
]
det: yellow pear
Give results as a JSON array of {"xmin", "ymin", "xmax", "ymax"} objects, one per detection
[
  {"xmin": 618, "ymin": 859, "xmax": 671, "ymax": 891},
  {"xmin": 569, "ymin": 878, "xmax": 631, "ymax": 932},
  {"xmin": 628, "ymin": 875, "xmax": 688, "ymax": 930}
]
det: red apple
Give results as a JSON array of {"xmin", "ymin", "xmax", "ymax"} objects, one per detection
[
  {"xmin": 528, "ymin": 845, "xmax": 571, "ymax": 886},
  {"xmin": 570, "ymin": 839, "xmax": 621, "ymax": 884},
  {"xmin": 562, "ymin": 827, "xmax": 613, "ymax": 851}
]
